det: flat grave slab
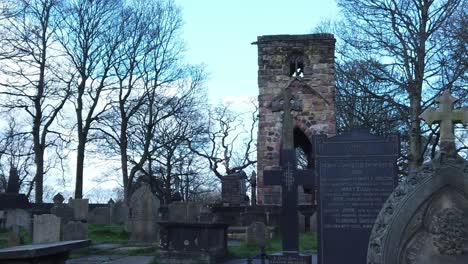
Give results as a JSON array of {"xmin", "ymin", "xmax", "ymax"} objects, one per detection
[{"xmin": 0, "ymin": 240, "xmax": 90, "ymax": 264}]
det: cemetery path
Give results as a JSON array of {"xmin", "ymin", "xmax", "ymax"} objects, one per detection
[
  {"xmin": 67, "ymin": 255, "xmax": 154, "ymax": 264},
  {"xmin": 223, "ymin": 254, "xmax": 317, "ymax": 264}
]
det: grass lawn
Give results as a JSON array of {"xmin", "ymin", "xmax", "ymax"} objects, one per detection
[
  {"xmin": 88, "ymin": 224, "xmax": 129, "ymax": 244},
  {"xmin": 228, "ymin": 230, "xmax": 317, "ymax": 258}
]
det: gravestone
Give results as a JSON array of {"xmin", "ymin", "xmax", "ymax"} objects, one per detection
[
  {"xmin": 68, "ymin": 199, "xmax": 89, "ymax": 221},
  {"xmin": 33, "ymin": 214, "xmax": 60, "ymax": 244},
  {"xmin": 367, "ymin": 91, "xmax": 468, "ymax": 264},
  {"xmin": 7, "ymin": 225, "xmax": 21, "ymax": 247},
  {"xmin": 5, "ymin": 209, "xmax": 31, "ymax": 234},
  {"xmin": 167, "ymin": 201, "xmax": 202, "ymax": 223},
  {"xmin": 246, "ymin": 222, "xmax": 269, "ymax": 247},
  {"xmin": 221, "ymin": 171, "xmax": 248, "ymax": 206},
  {"xmin": 50, "ymin": 193, "xmax": 74, "ymax": 226},
  {"xmin": 129, "ymin": 184, "xmax": 160, "ymax": 243},
  {"xmin": 314, "ymin": 129, "xmax": 399, "ymax": 264},
  {"xmin": 111, "ymin": 200, "xmax": 129, "ymax": 225},
  {"xmin": 262, "ymin": 83, "xmax": 314, "ymax": 263},
  {"xmin": 88, "ymin": 207, "xmax": 110, "ymax": 225},
  {"xmin": 63, "ymin": 221, "xmax": 88, "ymax": 241}
]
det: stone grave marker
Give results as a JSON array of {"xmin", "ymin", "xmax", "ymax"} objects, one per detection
[
  {"xmin": 7, "ymin": 225, "xmax": 21, "ymax": 247},
  {"xmin": 314, "ymin": 129, "xmax": 399, "ymax": 264},
  {"xmin": 33, "ymin": 214, "xmax": 60, "ymax": 244},
  {"xmin": 129, "ymin": 184, "xmax": 160, "ymax": 243},
  {"xmin": 63, "ymin": 221, "xmax": 88, "ymax": 241},
  {"xmin": 68, "ymin": 199, "xmax": 89, "ymax": 221},
  {"xmin": 50, "ymin": 193, "xmax": 74, "ymax": 226},
  {"xmin": 5, "ymin": 209, "xmax": 31, "ymax": 234},
  {"xmin": 111, "ymin": 200, "xmax": 129, "ymax": 225},
  {"xmin": 367, "ymin": 91, "xmax": 468, "ymax": 264},
  {"xmin": 221, "ymin": 171, "xmax": 248, "ymax": 206},
  {"xmin": 88, "ymin": 207, "xmax": 110, "ymax": 225},
  {"xmin": 246, "ymin": 221, "xmax": 269, "ymax": 247},
  {"xmin": 167, "ymin": 201, "xmax": 202, "ymax": 223}
]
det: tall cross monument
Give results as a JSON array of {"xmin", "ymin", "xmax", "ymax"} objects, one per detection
[
  {"xmin": 420, "ymin": 91, "xmax": 468, "ymax": 155},
  {"xmin": 263, "ymin": 87, "xmax": 315, "ymax": 253}
]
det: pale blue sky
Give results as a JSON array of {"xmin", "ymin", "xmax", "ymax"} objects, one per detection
[{"xmin": 175, "ymin": 0, "xmax": 339, "ymax": 104}]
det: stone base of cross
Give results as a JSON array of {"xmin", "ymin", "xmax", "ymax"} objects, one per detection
[{"xmin": 264, "ymin": 148, "xmax": 315, "ymax": 253}]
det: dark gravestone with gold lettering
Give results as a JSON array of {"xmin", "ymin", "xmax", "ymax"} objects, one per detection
[{"xmin": 314, "ymin": 129, "xmax": 399, "ymax": 264}]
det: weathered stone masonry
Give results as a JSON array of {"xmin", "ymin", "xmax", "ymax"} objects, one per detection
[{"xmin": 254, "ymin": 34, "xmax": 337, "ymax": 205}]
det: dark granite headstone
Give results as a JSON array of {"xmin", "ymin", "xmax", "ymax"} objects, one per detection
[{"xmin": 314, "ymin": 129, "xmax": 399, "ymax": 264}]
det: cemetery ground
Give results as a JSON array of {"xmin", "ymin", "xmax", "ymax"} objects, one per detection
[{"xmin": 0, "ymin": 224, "xmax": 318, "ymax": 263}]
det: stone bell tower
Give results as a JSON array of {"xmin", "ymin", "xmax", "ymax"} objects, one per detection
[{"xmin": 254, "ymin": 34, "xmax": 337, "ymax": 205}]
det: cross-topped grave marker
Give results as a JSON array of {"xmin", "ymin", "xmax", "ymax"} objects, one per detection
[
  {"xmin": 264, "ymin": 86, "xmax": 315, "ymax": 255},
  {"xmin": 419, "ymin": 91, "xmax": 468, "ymax": 154}
]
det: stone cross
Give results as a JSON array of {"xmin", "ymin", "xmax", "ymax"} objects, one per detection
[
  {"xmin": 271, "ymin": 87, "xmax": 302, "ymax": 149},
  {"xmin": 419, "ymin": 91, "xmax": 468, "ymax": 154},
  {"xmin": 264, "ymin": 149, "xmax": 315, "ymax": 253}
]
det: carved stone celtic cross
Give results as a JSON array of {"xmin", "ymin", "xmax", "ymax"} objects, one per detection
[
  {"xmin": 419, "ymin": 91, "xmax": 468, "ymax": 154},
  {"xmin": 271, "ymin": 87, "xmax": 302, "ymax": 149}
]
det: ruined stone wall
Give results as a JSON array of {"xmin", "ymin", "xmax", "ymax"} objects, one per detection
[{"xmin": 255, "ymin": 34, "xmax": 337, "ymax": 205}]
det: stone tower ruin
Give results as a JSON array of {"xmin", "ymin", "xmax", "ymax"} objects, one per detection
[{"xmin": 254, "ymin": 34, "xmax": 337, "ymax": 205}]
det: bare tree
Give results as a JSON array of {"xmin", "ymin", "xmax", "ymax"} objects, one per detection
[
  {"xmin": 58, "ymin": 0, "xmax": 124, "ymax": 198},
  {"xmin": 0, "ymin": 0, "xmax": 71, "ymax": 203},
  {"xmin": 190, "ymin": 102, "xmax": 258, "ymax": 179},
  {"xmin": 95, "ymin": 0, "xmax": 207, "ymax": 201},
  {"xmin": 334, "ymin": 0, "xmax": 467, "ymax": 172}
]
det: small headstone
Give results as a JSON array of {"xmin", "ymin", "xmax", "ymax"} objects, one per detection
[
  {"xmin": 246, "ymin": 222, "xmax": 269, "ymax": 248},
  {"xmin": 129, "ymin": 184, "xmax": 160, "ymax": 243},
  {"xmin": 33, "ymin": 214, "xmax": 60, "ymax": 244},
  {"xmin": 53, "ymin": 193, "xmax": 65, "ymax": 205},
  {"xmin": 7, "ymin": 225, "xmax": 21, "ymax": 247},
  {"xmin": 167, "ymin": 201, "xmax": 202, "ymax": 223},
  {"xmin": 111, "ymin": 201, "xmax": 129, "ymax": 225},
  {"xmin": 68, "ymin": 199, "xmax": 89, "ymax": 221},
  {"xmin": 51, "ymin": 193, "xmax": 73, "ymax": 226},
  {"xmin": 88, "ymin": 207, "xmax": 110, "ymax": 225},
  {"xmin": 63, "ymin": 221, "xmax": 88, "ymax": 241},
  {"xmin": 5, "ymin": 209, "xmax": 31, "ymax": 234},
  {"xmin": 221, "ymin": 171, "xmax": 248, "ymax": 206}
]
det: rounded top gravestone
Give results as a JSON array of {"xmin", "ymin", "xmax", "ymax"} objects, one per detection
[{"xmin": 246, "ymin": 222, "xmax": 269, "ymax": 248}]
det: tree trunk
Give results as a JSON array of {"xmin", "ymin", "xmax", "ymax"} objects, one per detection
[
  {"xmin": 120, "ymin": 120, "xmax": 129, "ymax": 202},
  {"xmin": 34, "ymin": 149, "xmax": 44, "ymax": 203},
  {"xmin": 408, "ymin": 93, "xmax": 423, "ymax": 173},
  {"xmin": 75, "ymin": 138, "xmax": 85, "ymax": 199}
]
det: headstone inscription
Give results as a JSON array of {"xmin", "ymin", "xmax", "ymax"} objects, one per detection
[
  {"xmin": 367, "ymin": 91, "xmax": 468, "ymax": 264},
  {"xmin": 314, "ymin": 129, "xmax": 399, "ymax": 264}
]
